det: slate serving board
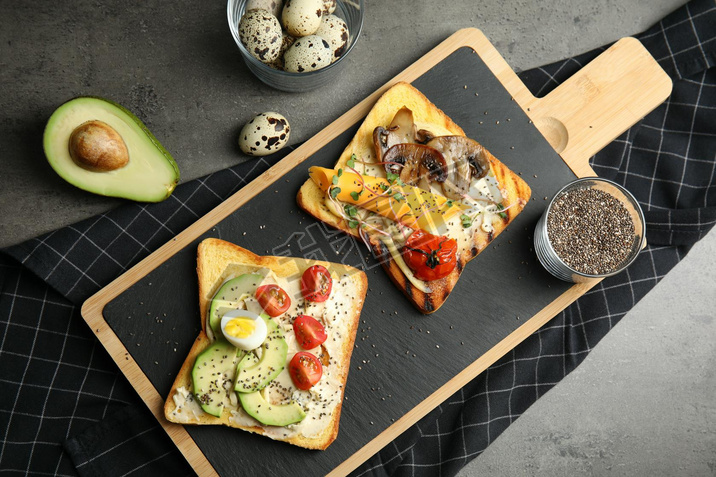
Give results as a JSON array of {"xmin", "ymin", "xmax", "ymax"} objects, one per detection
[{"xmin": 82, "ymin": 29, "xmax": 671, "ymax": 476}]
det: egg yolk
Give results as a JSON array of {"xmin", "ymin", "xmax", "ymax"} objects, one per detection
[{"xmin": 224, "ymin": 317, "xmax": 256, "ymax": 339}]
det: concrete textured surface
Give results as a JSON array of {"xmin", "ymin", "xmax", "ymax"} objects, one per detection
[{"xmin": 2, "ymin": 0, "xmax": 714, "ymax": 475}]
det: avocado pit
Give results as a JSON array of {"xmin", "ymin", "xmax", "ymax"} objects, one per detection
[{"xmin": 69, "ymin": 120, "xmax": 129, "ymax": 172}]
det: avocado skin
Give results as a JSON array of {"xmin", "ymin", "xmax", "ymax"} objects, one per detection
[
  {"xmin": 239, "ymin": 391, "xmax": 306, "ymax": 427},
  {"xmin": 43, "ymin": 96, "xmax": 180, "ymax": 202}
]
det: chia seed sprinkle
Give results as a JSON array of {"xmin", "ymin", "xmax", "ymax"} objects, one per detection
[{"xmin": 547, "ymin": 188, "xmax": 635, "ymax": 275}]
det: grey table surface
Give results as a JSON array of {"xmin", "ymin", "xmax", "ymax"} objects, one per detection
[{"xmin": 2, "ymin": 1, "xmax": 714, "ymax": 475}]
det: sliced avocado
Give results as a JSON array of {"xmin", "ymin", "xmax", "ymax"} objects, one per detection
[
  {"xmin": 191, "ymin": 338, "xmax": 244, "ymax": 417},
  {"xmin": 208, "ymin": 273, "xmax": 265, "ymax": 336},
  {"xmin": 239, "ymin": 390, "xmax": 305, "ymax": 427},
  {"xmin": 235, "ymin": 315, "xmax": 288, "ymax": 393},
  {"xmin": 43, "ymin": 96, "xmax": 180, "ymax": 202}
]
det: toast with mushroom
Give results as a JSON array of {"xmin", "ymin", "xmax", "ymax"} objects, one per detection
[
  {"xmin": 297, "ymin": 82, "xmax": 531, "ymax": 313},
  {"xmin": 164, "ymin": 238, "xmax": 367, "ymax": 450}
]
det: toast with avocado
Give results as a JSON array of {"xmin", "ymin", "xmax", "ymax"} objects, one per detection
[
  {"xmin": 164, "ymin": 238, "xmax": 367, "ymax": 450},
  {"xmin": 297, "ymin": 82, "xmax": 531, "ymax": 313}
]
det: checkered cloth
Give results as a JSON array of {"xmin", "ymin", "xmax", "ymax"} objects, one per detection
[{"xmin": 1, "ymin": 0, "xmax": 714, "ymax": 475}]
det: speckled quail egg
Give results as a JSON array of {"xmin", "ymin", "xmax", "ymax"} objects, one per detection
[
  {"xmin": 266, "ymin": 32, "xmax": 296, "ymax": 70},
  {"xmin": 238, "ymin": 112, "xmax": 291, "ymax": 156},
  {"xmin": 283, "ymin": 35, "xmax": 332, "ymax": 73},
  {"xmin": 315, "ymin": 14, "xmax": 349, "ymax": 61},
  {"xmin": 238, "ymin": 9, "xmax": 284, "ymax": 64},
  {"xmin": 281, "ymin": 0, "xmax": 323, "ymax": 37},
  {"xmin": 321, "ymin": 0, "xmax": 336, "ymax": 14},
  {"xmin": 221, "ymin": 310, "xmax": 268, "ymax": 351},
  {"xmin": 245, "ymin": 0, "xmax": 283, "ymax": 17}
]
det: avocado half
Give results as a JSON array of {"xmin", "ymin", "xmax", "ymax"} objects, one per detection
[{"xmin": 43, "ymin": 96, "xmax": 180, "ymax": 202}]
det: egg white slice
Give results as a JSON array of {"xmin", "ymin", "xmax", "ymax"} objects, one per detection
[{"xmin": 220, "ymin": 309, "xmax": 268, "ymax": 351}]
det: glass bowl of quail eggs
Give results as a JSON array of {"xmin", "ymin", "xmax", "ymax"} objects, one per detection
[{"xmin": 228, "ymin": 0, "xmax": 364, "ymax": 92}]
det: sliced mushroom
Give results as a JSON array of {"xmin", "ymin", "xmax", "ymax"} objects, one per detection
[
  {"xmin": 419, "ymin": 147, "xmax": 448, "ymax": 183},
  {"xmin": 373, "ymin": 106, "xmax": 417, "ymax": 162},
  {"xmin": 467, "ymin": 148, "xmax": 489, "ymax": 179},
  {"xmin": 427, "ymin": 136, "xmax": 490, "ymax": 200},
  {"xmin": 373, "ymin": 127, "xmax": 393, "ymax": 163},
  {"xmin": 415, "ymin": 128, "xmax": 436, "ymax": 144},
  {"xmin": 389, "ymin": 107, "xmax": 417, "ymax": 143},
  {"xmin": 381, "ymin": 142, "xmax": 405, "ymax": 175},
  {"xmin": 383, "ymin": 143, "xmax": 447, "ymax": 189}
]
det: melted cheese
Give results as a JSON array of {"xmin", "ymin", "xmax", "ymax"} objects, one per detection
[
  {"xmin": 310, "ymin": 166, "xmax": 413, "ymax": 226},
  {"xmin": 379, "ymin": 234, "xmax": 432, "ymax": 293},
  {"xmin": 309, "ymin": 166, "xmax": 469, "ymax": 234},
  {"xmin": 317, "ymin": 167, "xmax": 506, "ymax": 290}
]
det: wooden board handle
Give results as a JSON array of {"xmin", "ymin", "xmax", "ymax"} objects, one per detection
[{"xmin": 523, "ymin": 37, "xmax": 672, "ymax": 177}]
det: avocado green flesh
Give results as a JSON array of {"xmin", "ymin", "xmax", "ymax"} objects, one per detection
[
  {"xmin": 239, "ymin": 391, "xmax": 306, "ymax": 427},
  {"xmin": 191, "ymin": 338, "xmax": 244, "ymax": 417},
  {"xmin": 43, "ymin": 96, "xmax": 180, "ymax": 202},
  {"xmin": 199, "ymin": 273, "xmax": 296, "ymax": 424},
  {"xmin": 235, "ymin": 315, "xmax": 287, "ymax": 393},
  {"xmin": 208, "ymin": 273, "xmax": 265, "ymax": 337}
]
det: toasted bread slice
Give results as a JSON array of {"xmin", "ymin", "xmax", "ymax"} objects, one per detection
[
  {"xmin": 164, "ymin": 238, "xmax": 368, "ymax": 450},
  {"xmin": 297, "ymin": 82, "xmax": 531, "ymax": 313}
]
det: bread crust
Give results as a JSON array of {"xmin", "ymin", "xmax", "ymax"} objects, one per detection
[
  {"xmin": 164, "ymin": 238, "xmax": 367, "ymax": 450},
  {"xmin": 297, "ymin": 82, "xmax": 531, "ymax": 313}
]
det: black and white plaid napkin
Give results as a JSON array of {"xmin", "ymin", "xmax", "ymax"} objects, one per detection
[{"xmin": 1, "ymin": 0, "xmax": 714, "ymax": 475}]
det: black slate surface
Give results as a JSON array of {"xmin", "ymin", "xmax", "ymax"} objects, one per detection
[{"xmin": 103, "ymin": 46, "xmax": 576, "ymax": 475}]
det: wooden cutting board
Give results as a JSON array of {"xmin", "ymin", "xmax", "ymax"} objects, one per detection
[{"xmin": 81, "ymin": 28, "xmax": 671, "ymax": 476}]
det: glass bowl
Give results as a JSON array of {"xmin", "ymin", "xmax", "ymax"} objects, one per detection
[
  {"xmin": 227, "ymin": 0, "xmax": 364, "ymax": 92},
  {"xmin": 534, "ymin": 177, "xmax": 646, "ymax": 283}
]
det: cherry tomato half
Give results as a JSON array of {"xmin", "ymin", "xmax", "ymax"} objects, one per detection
[
  {"xmin": 255, "ymin": 284, "xmax": 291, "ymax": 317},
  {"xmin": 402, "ymin": 230, "xmax": 458, "ymax": 281},
  {"xmin": 293, "ymin": 315, "xmax": 327, "ymax": 350},
  {"xmin": 289, "ymin": 351, "xmax": 322, "ymax": 390},
  {"xmin": 300, "ymin": 265, "xmax": 332, "ymax": 302}
]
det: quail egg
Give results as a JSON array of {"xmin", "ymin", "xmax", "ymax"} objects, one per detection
[
  {"xmin": 321, "ymin": 0, "xmax": 336, "ymax": 14},
  {"xmin": 266, "ymin": 32, "xmax": 296, "ymax": 70},
  {"xmin": 221, "ymin": 310, "xmax": 268, "ymax": 351},
  {"xmin": 245, "ymin": 0, "xmax": 283, "ymax": 17},
  {"xmin": 315, "ymin": 14, "xmax": 349, "ymax": 61},
  {"xmin": 239, "ymin": 9, "xmax": 283, "ymax": 64},
  {"xmin": 238, "ymin": 112, "xmax": 291, "ymax": 156},
  {"xmin": 283, "ymin": 35, "xmax": 332, "ymax": 73},
  {"xmin": 281, "ymin": 0, "xmax": 323, "ymax": 37}
]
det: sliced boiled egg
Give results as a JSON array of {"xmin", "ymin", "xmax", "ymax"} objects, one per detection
[{"xmin": 220, "ymin": 309, "xmax": 268, "ymax": 351}]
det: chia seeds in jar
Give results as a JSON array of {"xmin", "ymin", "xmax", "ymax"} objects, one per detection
[
  {"xmin": 534, "ymin": 177, "xmax": 646, "ymax": 283},
  {"xmin": 546, "ymin": 188, "xmax": 635, "ymax": 275}
]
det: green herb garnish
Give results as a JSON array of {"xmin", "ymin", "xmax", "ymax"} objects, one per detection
[
  {"xmin": 496, "ymin": 203, "xmax": 508, "ymax": 220},
  {"xmin": 347, "ymin": 220, "xmax": 359, "ymax": 228},
  {"xmin": 330, "ymin": 187, "xmax": 341, "ymax": 199},
  {"xmin": 344, "ymin": 204, "xmax": 358, "ymax": 217},
  {"xmin": 460, "ymin": 214, "xmax": 473, "ymax": 228},
  {"xmin": 350, "ymin": 190, "xmax": 361, "ymax": 201}
]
